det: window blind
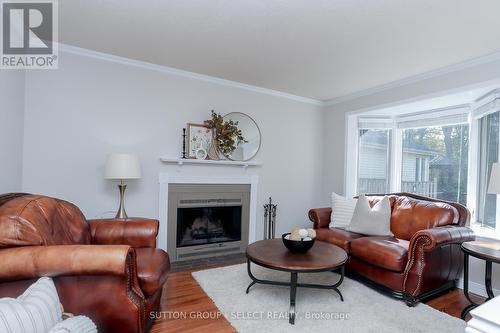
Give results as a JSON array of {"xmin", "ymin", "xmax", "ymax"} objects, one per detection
[
  {"xmin": 472, "ymin": 89, "xmax": 500, "ymax": 119},
  {"xmin": 357, "ymin": 117, "xmax": 393, "ymax": 129},
  {"xmin": 395, "ymin": 104, "xmax": 470, "ymax": 129}
]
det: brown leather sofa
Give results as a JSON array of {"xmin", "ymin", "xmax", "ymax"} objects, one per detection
[
  {"xmin": 309, "ymin": 193, "xmax": 475, "ymax": 305},
  {"xmin": 0, "ymin": 193, "xmax": 170, "ymax": 333}
]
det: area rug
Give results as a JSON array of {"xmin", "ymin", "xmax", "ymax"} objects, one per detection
[{"xmin": 192, "ymin": 263, "xmax": 466, "ymax": 333}]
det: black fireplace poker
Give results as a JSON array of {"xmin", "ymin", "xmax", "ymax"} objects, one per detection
[
  {"xmin": 181, "ymin": 128, "xmax": 187, "ymax": 159},
  {"xmin": 263, "ymin": 197, "xmax": 277, "ymax": 239}
]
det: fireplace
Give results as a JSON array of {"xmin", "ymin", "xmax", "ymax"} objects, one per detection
[
  {"xmin": 167, "ymin": 184, "xmax": 250, "ymax": 261},
  {"xmin": 177, "ymin": 206, "xmax": 242, "ymax": 247}
]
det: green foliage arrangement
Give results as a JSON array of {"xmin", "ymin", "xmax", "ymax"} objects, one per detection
[{"xmin": 204, "ymin": 110, "xmax": 247, "ymax": 155}]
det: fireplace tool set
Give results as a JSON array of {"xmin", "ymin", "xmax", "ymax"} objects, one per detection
[{"xmin": 263, "ymin": 197, "xmax": 277, "ymax": 239}]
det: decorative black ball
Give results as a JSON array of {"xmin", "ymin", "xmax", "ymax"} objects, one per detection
[{"xmin": 282, "ymin": 233, "xmax": 315, "ymax": 254}]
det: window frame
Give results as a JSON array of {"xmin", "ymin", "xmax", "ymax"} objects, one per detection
[
  {"xmin": 346, "ymin": 104, "xmax": 500, "ymax": 240},
  {"xmin": 469, "ymin": 112, "xmax": 500, "ymax": 239},
  {"xmin": 469, "ymin": 90, "xmax": 500, "ymax": 238}
]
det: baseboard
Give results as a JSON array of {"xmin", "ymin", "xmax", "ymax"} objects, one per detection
[{"xmin": 457, "ymin": 278, "xmax": 500, "ymax": 298}]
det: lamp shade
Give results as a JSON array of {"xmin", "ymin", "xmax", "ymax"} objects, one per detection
[
  {"xmin": 488, "ymin": 163, "xmax": 500, "ymax": 194},
  {"xmin": 105, "ymin": 154, "xmax": 142, "ymax": 179}
]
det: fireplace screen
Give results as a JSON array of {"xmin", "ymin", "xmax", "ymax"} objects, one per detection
[{"xmin": 176, "ymin": 206, "xmax": 242, "ymax": 247}]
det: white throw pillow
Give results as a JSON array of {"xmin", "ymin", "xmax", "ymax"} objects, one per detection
[
  {"xmin": 49, "ymin": 316, "xmax": 97, "ymax": 333},
  {"xmin": 0, "ymin": 277, "xmax": 62, "ymax": 333},
  {"xmin": 347, "ymin": 194, "xmax": 393, "ymax": 236},
  {"xmin": 330, "ymin": 192, "xmax": 357, "ymax": 229}
]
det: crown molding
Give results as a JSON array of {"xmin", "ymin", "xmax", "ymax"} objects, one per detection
[
  {"xmin": 57, "ymin": 43, "xmax": 500, "ymax": 109},
  {"xmin": 324, "ymin": 51, "xmax": 500, "ymax": 107},
  {"xmin": 341, "ymin": 77, "xmax": 500, "ymax": 117},
  {"xmin": 57, "ymin": 43, "xmax": 324, "ymax": 106}
]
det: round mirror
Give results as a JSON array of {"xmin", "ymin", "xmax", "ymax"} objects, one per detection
[{"xmin": 223, "ymin": 112, "xmax": 261, "ymax": 161}]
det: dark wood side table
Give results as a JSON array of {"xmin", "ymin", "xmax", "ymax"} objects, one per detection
[
  {"xmin": 245, "ymin": 239, "xmax": 347, "ymax": 325},
  {"xmin": 461, "ymin": 240, "xmax": 500, "ymax": 319}
]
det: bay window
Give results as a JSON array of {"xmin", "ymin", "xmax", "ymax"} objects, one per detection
[{"xmin": 348, "ymin": 90, "xmax": 500, "ymax": 236}]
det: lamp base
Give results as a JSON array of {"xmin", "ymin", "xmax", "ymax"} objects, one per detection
[{"xmin": 116, "ymin": 183, "xmax": 128, "ymax": 219}]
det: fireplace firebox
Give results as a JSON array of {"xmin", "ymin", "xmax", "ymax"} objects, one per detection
[
  {"xmin": 168, "ymin": 184, "xmax": 250, "ymax": 261},
  {"xmin": 177, "ymin": 206, "xmax": 242, "ymax": 247}
]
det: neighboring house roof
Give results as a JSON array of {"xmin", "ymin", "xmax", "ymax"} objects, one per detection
[
  {"xmin": 359, "ymin": 130, "xmax": 437, "ymax": 155},
  {"xmin": 430, "ymin": 155, "xmax": 454, "ymax": 166}
]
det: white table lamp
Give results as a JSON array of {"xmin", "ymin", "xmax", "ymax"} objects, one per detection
[
  {"xmin": 105, "ymin": 153, "xmax": 142, "ymax": 219},
  {"xmin": 488, "ymin": 163, "xmax": 500, "ymax": 195}
]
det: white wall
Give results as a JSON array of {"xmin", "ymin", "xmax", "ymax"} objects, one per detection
[
  {"xmin": 22, "ymin": 51, "xmax": 324, "ymax": 240},
  {"xmin": 322, "ymin": 107, "xmax": 346, "ymax": 204},
  {"xmin": 323, "ymin": 58, "xmax": 500, "ymax": 296},
  {"xmin": 0, "ymin": 70, "xmax": 25, "ymax": 192}
]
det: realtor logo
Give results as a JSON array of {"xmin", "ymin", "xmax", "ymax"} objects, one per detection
[{"xmin": 1, "ymin": 0, "xmax": 58, "ymax": 69}]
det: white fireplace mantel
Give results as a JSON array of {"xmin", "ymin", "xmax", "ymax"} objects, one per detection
[
  {"xmin": 160, "ymin": 157, "xmax": 261, "ymax": 169},
  {"xmin": 157, "ymin": 173, "xmax": 259, "ymax": 252}
]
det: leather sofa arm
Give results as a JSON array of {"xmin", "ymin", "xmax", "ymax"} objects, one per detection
[
  {"xmin": 408, "ymin": 226, "xmax": 475, "ymax": 252},
  {"xmin": 308, "ymin": 208, "xmax": 332, "ymax": 229},
  {"xmin": 0, "ymin": 245, "xmax": 134, "ymax": 282},
  {"xmin": 403, "ymin": 226, "xmax": 474, "ymax": 298},
  {"xmin": 88, "ymin": 218, "xmax": 159, "ymax": 248}
]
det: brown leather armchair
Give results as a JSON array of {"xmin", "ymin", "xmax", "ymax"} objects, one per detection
[
  {"xmin": 309, "ymin": 193, "xmax": 475, "ymax": 306},
  {"xmin": 0, "ymin": 193, "xmax": 170, "ymax": 333}
]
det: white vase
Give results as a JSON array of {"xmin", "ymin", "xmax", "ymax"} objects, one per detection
[{"xmin": 207, "ymin": 139, "xmax": 221, "ymax": 160}]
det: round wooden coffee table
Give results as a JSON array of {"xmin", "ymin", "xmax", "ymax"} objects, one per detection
[{"xmin": 246, "ymin": 239, "xmax": 348, "ymax": 325}]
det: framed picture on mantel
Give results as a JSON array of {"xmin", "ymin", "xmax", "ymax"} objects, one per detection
[{"xmin": 186, "ymin": 123, "xmax": 213, "ymax": 159}]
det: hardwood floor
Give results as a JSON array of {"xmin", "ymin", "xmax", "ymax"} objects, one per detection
[
  {"xmin": 150, "ymin": 270, "xmax": 234, "ymax": 333},
  {"xmin": 150, "ymin": 255, "xmax": 246, "ymax": 333},
  {"xmin": 169, "ymin": 253, "xmax": 247, "ymax": 273},
  {"xmin": 425, "ymin": 288, "xmax": 484, "ymax": 321},
  {"xmin": 150, "ymin": 256, "xmax": 485, "ymax": 333}
]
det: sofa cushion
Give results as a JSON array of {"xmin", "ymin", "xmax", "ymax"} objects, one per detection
[
  {"xmin": 347, "ymin": 194, "xmax": 392, "ymax": 236},
  {"xmin": 389, "ymin": 196, "xmax": 458, "ymax": 240},
  {"xmin": 330, "ymin": 192, "xmax": 357, "ymax": 229},
  {"xmin": 350, "ymin": 237, "xmax": 409, "ymax": 272},
  {"xmin": 0, "ymin": 277, "xmax": 62, "ymax": 333},
  {"xmin": 49, "ymin": 316, "xmax": 97, "ymax": 333},
  {"xmin": 315, "ymin": 227, "xmax": 364, "ymax": 253},
  {"xmin": 0, "ymin": 195, "xmax": 91, "ymax": 247},
  {"xmin": 135, "ymin": 248, "xmax": 171, "ymax": 297}
]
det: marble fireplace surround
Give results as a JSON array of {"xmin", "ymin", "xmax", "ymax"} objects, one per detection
[{"xmin": 158, "ymin": 173, "xmax": 259, "ymax": 252}]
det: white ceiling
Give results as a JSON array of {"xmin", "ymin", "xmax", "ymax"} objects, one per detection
[{"xmin": 59, "ymin": 0, "xmax": 500, "ymax": 101}]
